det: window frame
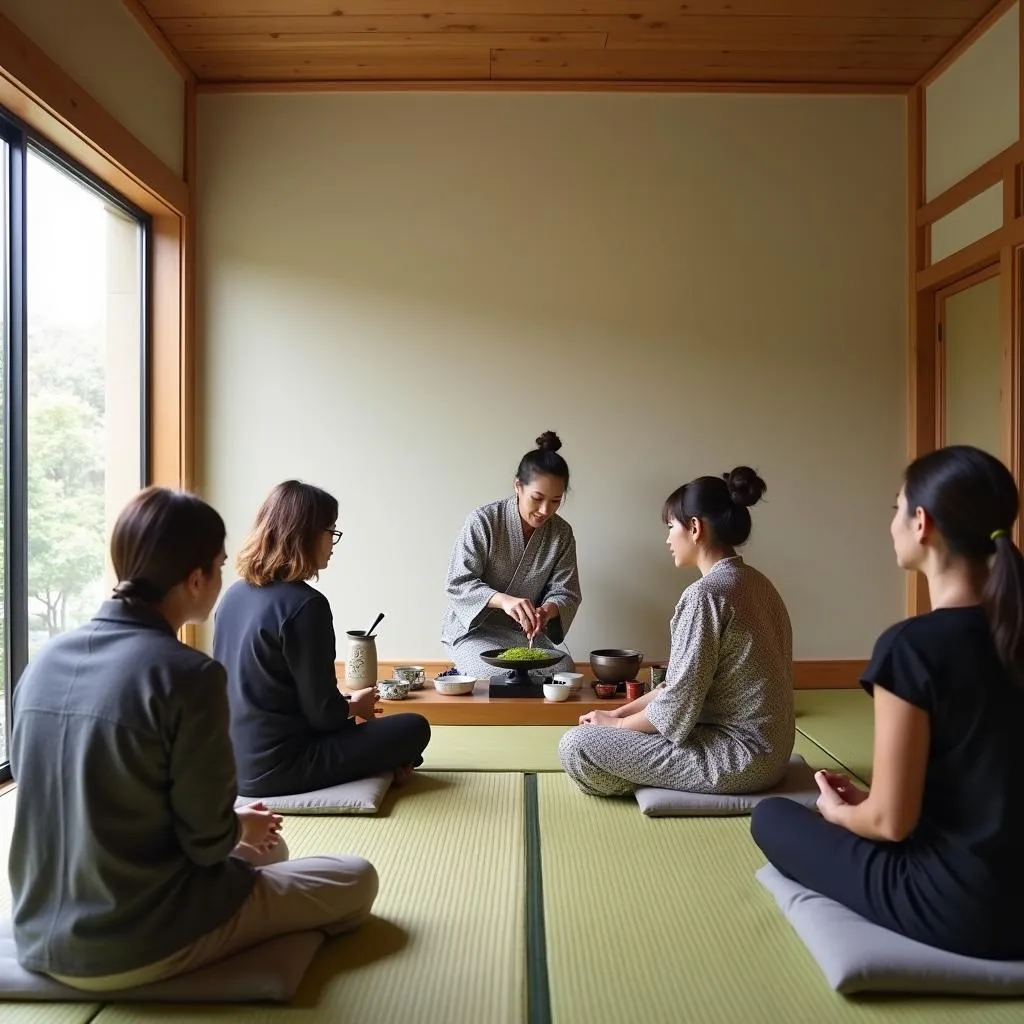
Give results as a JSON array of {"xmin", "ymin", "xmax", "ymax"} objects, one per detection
[{"xmin": 0, "ymin": 106, "xmax": 152, "ymax": 779}]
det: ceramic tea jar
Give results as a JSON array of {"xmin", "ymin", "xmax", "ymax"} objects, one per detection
[{"xmin": 345, "ymin": 631, "xmax": 378, "ymax": 688}]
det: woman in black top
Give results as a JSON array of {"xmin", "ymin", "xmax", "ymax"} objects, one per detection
[
  {"xmin": 751, "ymin": 445, "xmax": 1024, "ymax": 959},
  {"xmin": 213, "ymin": 480, "xmax": 430, "ymax": 797}
]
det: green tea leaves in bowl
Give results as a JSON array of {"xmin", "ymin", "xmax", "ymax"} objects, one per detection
[{"xmin": 497, "ymin": 647, "xmax": 550, "ymax": 661}]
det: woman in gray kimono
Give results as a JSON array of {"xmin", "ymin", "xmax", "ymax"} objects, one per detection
[
  {"xmin": 442, "ymin": 431, "xmax": 582, "ymax": 678},
  {"xmin": 559, "ymin": 466, "xmax": 794, "ymax": 797}
]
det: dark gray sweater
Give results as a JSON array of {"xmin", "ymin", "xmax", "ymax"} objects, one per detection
[{"xmin": 9, "ymin": 600, "xmax": 254, "ymax": 976}]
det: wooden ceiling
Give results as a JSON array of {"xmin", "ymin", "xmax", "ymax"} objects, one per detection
[{"xmin": 138, "ymin": 1, "xmax": 1003, "ymax": 89}]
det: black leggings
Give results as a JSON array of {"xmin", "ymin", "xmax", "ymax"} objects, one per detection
[
  {"xmin": 750, "ymin": 797, "xmax": 1016, "ymax": 960},
  {"xmin": 251, "ymin": 713, "xmax": 431, "ymax": 797}
]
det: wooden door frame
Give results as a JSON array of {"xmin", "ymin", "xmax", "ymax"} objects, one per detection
[{"xmin": 908, "ymin": 72, "xmax": 1024, "ymax": 616}]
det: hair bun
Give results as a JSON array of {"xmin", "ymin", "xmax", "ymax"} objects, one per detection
[
  {"xmin": 723, "ymin": 466, "xmax": 766, "ymax": 508},
  {"xmin": 535, "ymin": 431, "xmax": 562, "ymax": 453}
]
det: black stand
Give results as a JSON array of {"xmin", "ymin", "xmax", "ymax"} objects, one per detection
[{"xmin": 488, "ymin": 671, "xmax": 545, "ymax": 698}]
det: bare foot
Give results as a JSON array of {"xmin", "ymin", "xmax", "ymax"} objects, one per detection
[{"xmin": 392, "ymin": 764, "xmax": 415, "ymax": 787}]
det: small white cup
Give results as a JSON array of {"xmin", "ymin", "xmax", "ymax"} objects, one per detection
[
  {"xmin": 543, "ymin": 682, "xmax": 572, "ymax": 702},
  {"xmin": 553, "ymin": 671, "xmax": 584, "ymax": 692}
]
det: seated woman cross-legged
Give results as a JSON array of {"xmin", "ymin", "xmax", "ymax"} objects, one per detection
[
  {"xmin": 752, "ymin": 445, "xmax": 1024, "ymax": 961},
  {"xmin": 213, "ymin": 480, "xmax": 430, "ymax": 798},
  {"xmin": 8, "ymin": 487, "xmax": 378, "ymax": 992},
  {"xmin": 559, "ymin": 467, "xmax": 794, "ymax": 798}
]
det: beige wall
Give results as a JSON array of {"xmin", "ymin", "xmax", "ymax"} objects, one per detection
[
  {"xmin": 925, "ymin": 1, "xmax": 1020, "ymax": 201},
  {"xmin": 0, "ymin": 0, "xmax": 184, "ymax": 176},
  {"xmin": 198, "ymin": 92, "xmax": 906, "ymax": 664},
  {"xmin": 943, "ymin": 276, "xmax": 1003, "ymax": 458}
]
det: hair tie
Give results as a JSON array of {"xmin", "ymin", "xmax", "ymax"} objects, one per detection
[
  {"xmin": 112, "ymin": 578, "xmax": 164, "ymax": 602},
  {"xmin": 991, "ymin": 529, "xmax": 1009, "ymax": 541}
]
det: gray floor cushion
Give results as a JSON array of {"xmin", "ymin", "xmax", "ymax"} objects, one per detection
[
  {"xmin": 0, "ymin": 919, "xmax": 324, "ymax": 1002},
  {"xmin": 757, "ymin": 864, "xmax": 1024, "ymax": 995},
  {"xmin": 236, "ymin": 772, "xmax": 392, "ymax": 814},
  {"xmin": 635, "ymin": 754, "xmax": 819, "ymax": 816}
]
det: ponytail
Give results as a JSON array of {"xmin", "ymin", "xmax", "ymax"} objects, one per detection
[
  {"xmin": 903, "ymin": 446, "xmax": 1024, "ymax": 684},
  {"xmin": 983, "ymin": 532, "xmax": 1024, "ymax": 683}
]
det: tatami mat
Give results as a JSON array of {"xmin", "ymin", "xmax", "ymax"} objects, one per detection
[
  {"xmin": 795, "ymin": 688, "xmax": 874, "ymax": 782},
  {"xmin": 423, "ymin": 727, "xmax": 847, "ymax": 777},
  {"xmin": 81, "ymin": 772, "xmax": 524, "ymax": 1024},
  {"xmin": 423, "ymin": 725, "xmax": 564, "ymax": 772},
  {"xmin": 792, "ymin": 732, "xmax": 851, "ymax": 776},
  {"xmin": 538, "ymin": 770, "xmax": 1024, "ymax": 1024}
]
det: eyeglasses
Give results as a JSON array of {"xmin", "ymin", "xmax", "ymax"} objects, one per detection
[{"xmin": 327, "ymin": 529, "xmax": 343, "ymax": 545}]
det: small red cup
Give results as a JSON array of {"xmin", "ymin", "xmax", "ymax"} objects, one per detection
[{"xmin": 625, "ymin": 680, "xmax": 644, "ymax": 701}]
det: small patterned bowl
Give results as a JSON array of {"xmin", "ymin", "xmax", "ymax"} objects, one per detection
[
  {"xmin": 434, "ymin": 675, "xmax": 476, "ymax": 696},
  {"xmin": 394, "ymin": 665, "xmax": 426, "ymax": 690},
  {"xmin": 377, "ymin": 680, "xmax": 411, "ymax": 701},
  {"xmin": 593, "ymin": 683, "xmax": 618, "ymax": 699}
]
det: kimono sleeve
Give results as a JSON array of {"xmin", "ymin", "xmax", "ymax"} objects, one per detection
[
  {"xmin": 541, "ymin": 529, "xmax": 582, "ymax": 642},
  {"xmin": 445, "ymin": 510, "xmax": 498, "ymax": 633},
  {"xmin": 646, "ymin": 590, "xmax": 722, "ymax": 745}
]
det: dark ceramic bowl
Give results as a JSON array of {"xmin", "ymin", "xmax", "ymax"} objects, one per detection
[{"xmin": 590, "ymin": 649, "xmax": 644, "ymax": 684}]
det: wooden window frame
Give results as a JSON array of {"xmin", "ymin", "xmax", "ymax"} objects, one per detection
[
  {"xmin": 0, "ymin": 14, "xmax": 195, "ymax": 652},
  {"xmin": 0, "ymin": 12, "xmax": 194, "ymax": 494}
]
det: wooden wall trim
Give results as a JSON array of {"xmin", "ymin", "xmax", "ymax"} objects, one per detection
[
  {"xmin": 1005, "ymin": 162, "xmax": 1020, "ymax": 223},
  {"xmin": 0, "ymin": 13, "xmax": 187, "ymax": 215},
  {"xmin": 336, "ymin": 658, "xmax": 868, "ymax": 690},
  {"xmin": 121, "ymin": 0, "xmax": 195, "ymax": 83},
  {"xmin": 917, "ymin": 142, "xmax": 1023, "ymax": 228},
  {"xmin": 917, "ymin": 0, "xmax": 1019, "ymax": 90},
  {"xmin": 1004, "ymin": 246, "xmax": 1024, "ymax": 547},
  {"xmin": 907, "ymin": 86, "xmax": 932, "ymax": 618},
  {"xmin": 935, "ymin": 263, "xmax": 1001, "ymax": 301},
  {"xmin": 176, "ymin": 82, "xmax": 198, "ymax": 650},
  {"xmin": 916, "ymin": 221, "xmax": 1024, "ymax": 291},
  {"xmin": 182, "ymin": 79, "xmax": 197, "ymax": 493},
  {"xmin": 195, "ymin": 79, "xmax": 910, "ymax": 97},
  {"xmin": 149, "ymin": 214, "xmax": 185, "ymax": 489}
]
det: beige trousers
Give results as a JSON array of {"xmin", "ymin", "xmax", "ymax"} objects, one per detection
[{"xmin": 49, "ymin": 840, "xmax": 379, "ymax": 992}]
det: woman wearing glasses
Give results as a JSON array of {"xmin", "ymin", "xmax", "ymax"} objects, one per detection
[{"xmin": 213, "ymin": 480, "xmax": 430, "ymax": 798}]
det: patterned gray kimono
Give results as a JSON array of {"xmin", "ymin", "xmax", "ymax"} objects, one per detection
[
  {"xmin": 559, "ymin": 557, "xmax": 794, "ymax": 797},
  {"xmin": 442, "ymin": 496, "xmax": 582, "ymax": 678}
]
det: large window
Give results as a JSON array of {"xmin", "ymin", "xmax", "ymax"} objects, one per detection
[{"xmin": 1, "ymin": 110, "xmax": 148, "ymax": 775}]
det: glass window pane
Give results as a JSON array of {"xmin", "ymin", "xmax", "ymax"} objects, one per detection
[{"xmin": 25, "ymin": 150, "xmax": 142, "ymax": 657}]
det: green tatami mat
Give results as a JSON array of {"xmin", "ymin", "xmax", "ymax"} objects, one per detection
[
  {"xmin": 796, "ymin": 688, "xmax": 874, "ymax": 783},
  {"xmin": 89, "ymin": 772, "xmax": 524, "ymax": 1024},
  {"xmin": 422, "ymin": 727, "xmax": 845, "ymax": 776},
  {"xmin": 538, "ymin": 773, "xmax": 1024, "ymax": 1024},
  {"xmin": 0, "ymin": 792, "xmax": 102, "ymax": 1024},
  {"xmin": 793, "ymin": 731, "xmax": 850, "ymax": 776},
  {"xmin": 422, "ymin": 726, "xmax": 565, "ymax": 772}
]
